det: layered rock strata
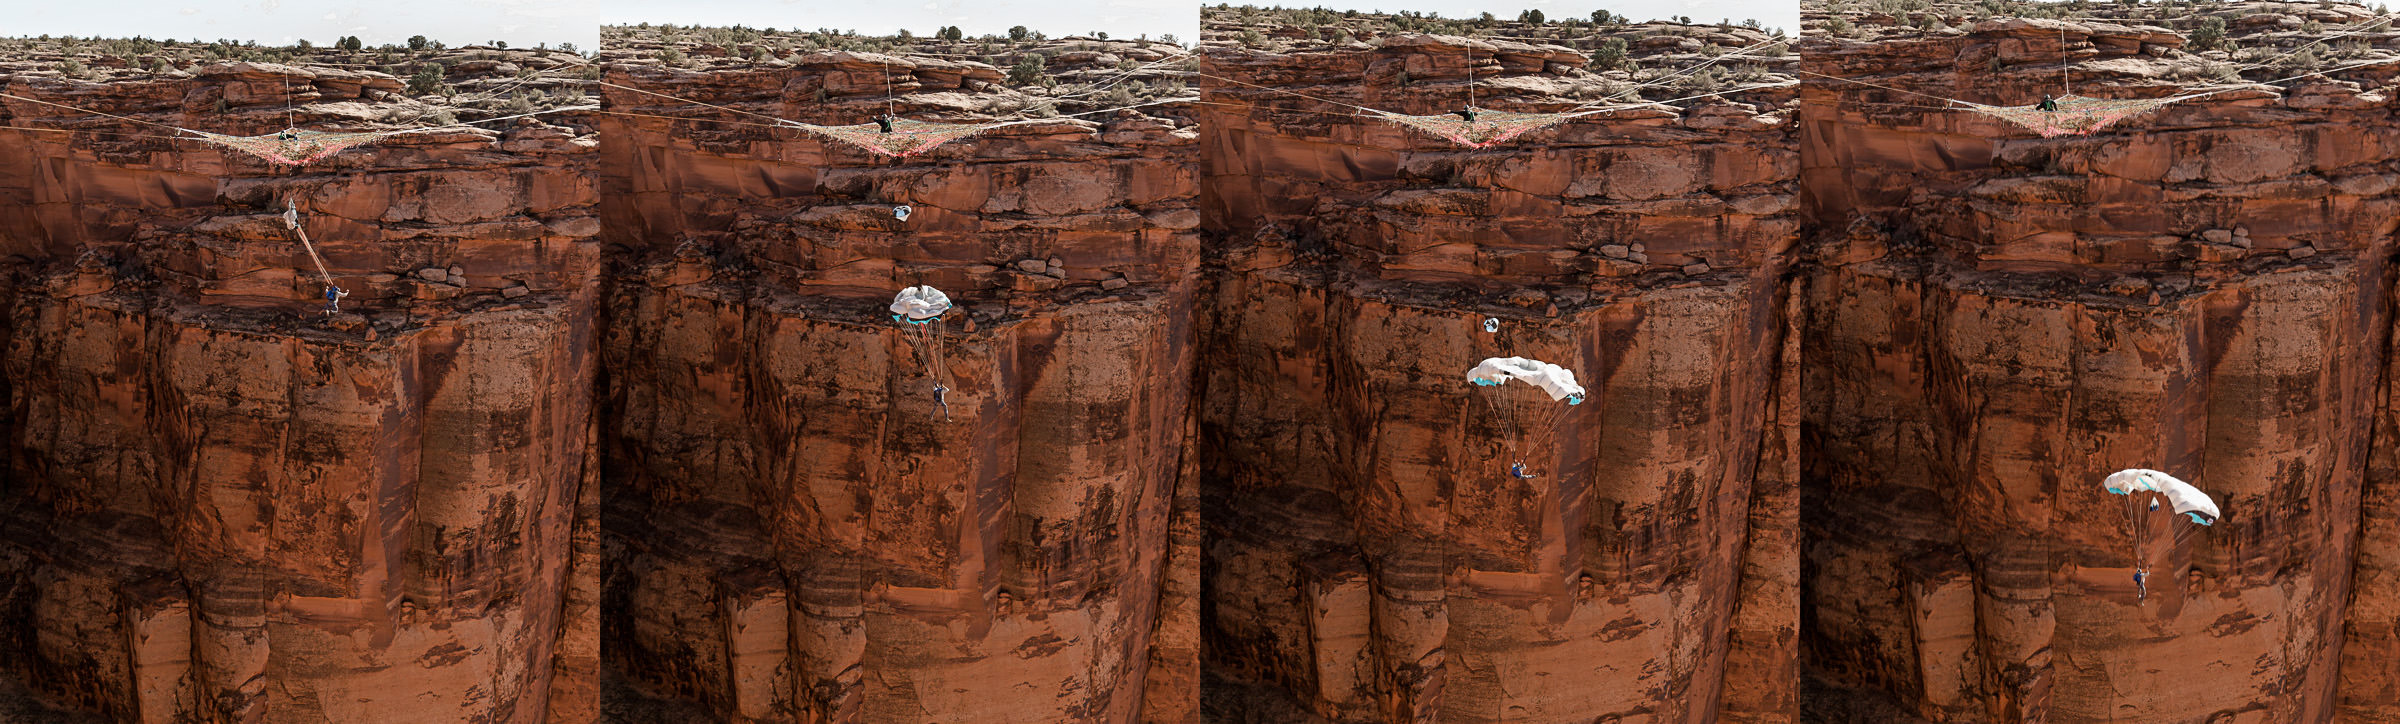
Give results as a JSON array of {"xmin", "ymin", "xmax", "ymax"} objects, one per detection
[
  {"xmin": 594, "ymin": 58, "xmax": 1202, "ymax": 724},
  {"xmin": 0, "ymin": 61, "xmax": 601, "ymax": 724},
  {"xmin": 1196, "ymin": 31, "xmax": 1800, "ymax": 724},
  {"xmin": 1800, "ymin": 14, "xmax": 2400, "ymax": 722}
]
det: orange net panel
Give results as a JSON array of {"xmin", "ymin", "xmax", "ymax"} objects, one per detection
[
  {"xmin": 783, "ymin": 117, "xmax": 996, "ymax": 157},
  {"xmin": 1960, "ymin": 95, "xmax": 2193, "ymax": 137},
  {"xmin": 1370, "ymin": 108, "xmax": 1601, "ymax": 148},
  {"xmin": 188, "ymin": 129, "xmax": 393, "ymax": 166}
]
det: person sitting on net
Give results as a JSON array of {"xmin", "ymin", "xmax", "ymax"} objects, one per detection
[
  {"xmin": 874, "ymin": 115, "xmax": 896, "ymax": 134},
  {"xmin": 1454, "ymin": 107, "xmax": 1478, "ymax": 122},
  {"xmin": 2037, "ymin": 95, "xmax": 2060, "ymax": 112}
]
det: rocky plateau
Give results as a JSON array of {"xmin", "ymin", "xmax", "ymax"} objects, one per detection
[
  {"xmin": 1197, "ymin": 10, "xmax": 1801, "ymax": 724},
  {"xmin": 1800, "ymin": 1, "xmax": 2400, "ymax": 721},
  {"xmin": 0, "ymin": 44, "xmax": 603, "ymax": 724}
]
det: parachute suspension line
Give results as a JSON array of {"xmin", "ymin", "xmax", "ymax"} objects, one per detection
[
  {"xmin": 2102, "ymin": 468, "xmax": 2219, "ymax": 600},
  {"xmin": 2130, "ymin": 489, "xmax": 2174, "ymax": 576},
  {"xmin": 1486, "ymin": 381, "xmax": 1520, "ymax": 473},
  {"xmin": 1486, "ymin": 318, "xmax": 1503, "ymax": 466},
  {"xmin": 885, "ymin": 57, "xmax": 896, "ymax": 119},
  {"xmin": 1472, "ymin": 316, "xmax": 1502, "ymax": 468},
  {"xmin": 932, "ymin": 318, "xmax": 952, "ymax": 420},
  {"xmin": 908, "ymin": 323, "xmax": 927, "ymax": 376},
  {"xmin": 2131, "ymin": 489, "xmax": 2150, "ymax": 584},
  {"xmin": 2061, "ymin": 23, "xmax": 2070, "ymax": 96},
  {"xmin": 927, "ymin": 317, "xmax": 950, "ymax": 390},
  {"xmin": 1496, "ymin": 321, "xmax": 1523, "ymax": 473},
  {"xmin": 889, "ymin": 285, "xmax": 953, "ymax": 418},
  {"xmin": 1486, "ymin": 316, "xmax": 1510, "ymax": 466},
  {"xmin": 902, "ymin": 322, "xmax": 926, "ymax": 406},
  {"xmin": 285, "ymin": 66, "xmax": 296, "ymax": 132},
  {"xmin": 2168, "ymin": 482, "xmax": 2205, "ymax": 555},
  {"xmin": 2136, "ymin": 491, "xmax": 2150, "ymax": 570},
  {"xmin": 1497, "ymin": 378, "xmax": 1516, "ymax": 469},
  {"xmin": 1466, "ymin": 45, "xmax": 1475, "ymax": 112},
  {"xmin": 917, "ymin": 322, "xmax": 934, "ymax": 407},
  {"xmin": 1466, "ymin": 352, "xmax": 1581, "ymax": 482},
  {"xmin": 903, "ymin": 314, "xmax": 950, "ymax": 421}
]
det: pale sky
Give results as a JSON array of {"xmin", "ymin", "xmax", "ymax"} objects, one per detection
[
  {"xmin": 6, "ymin": 0, "xmax": 600, "ymax": 52},
  {"xmin": 589, "ymin": 0, "xmax": 1202, "ymax": 45}
]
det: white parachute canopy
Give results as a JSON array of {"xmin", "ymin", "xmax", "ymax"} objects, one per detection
[
  {"xmin": 889, "ymin": 285, "xmax": 951, "ymax": 323},
  {"xmin": 2102, "ymin": 468, "xmax": 2220, "ymax": 525},
  {"xmin": 1467, "ymin": 356, "xmax": 1586, "ymax": 404}
]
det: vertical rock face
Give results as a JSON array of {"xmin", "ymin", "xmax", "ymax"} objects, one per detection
[
  {"xmin": 1196, "ymin": 33, "xmax": 1799, "ymax": 723},
  {"xmin": 594, "ymin": 61, "xmax": 1201, "ymax": 724},
  {"xmin": 1800, "ymin": 16, "xmax": 2400, "ymax": 722},
  {"xmin": 0, "ymin": 63, "xmax": 601, "ymax": 724}
]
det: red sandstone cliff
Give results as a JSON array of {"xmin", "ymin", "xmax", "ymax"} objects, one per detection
[
  {"xmin": 592, "ymin": 48, "xmax": 1202, "ymax": 724},
  {"xmin": 1196, "ymin": 16, "xmax": 1801, "ymax": 723},
  {"xmin": 1800, "ymin": 3, "xmax": 2400, "ymax": 721},
  {"xmin": 0, "ymin": 52, "xmax": 601, "ymax": 724}
]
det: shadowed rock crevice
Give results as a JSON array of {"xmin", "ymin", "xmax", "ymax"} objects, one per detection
[
  {"xmin": 593, "ymin": 47, "xmax": 1202, "ymax": 724},
  {"xmin": 1798, "ymin": 2, "xmax": 2400, "ymax": 720},
  {"xmin": 1197, "ymin": 11, "xmax": 1801, "ymax": 723},
  {"xmin": 0, "ymin": 49, "xmax": 602, "ymax": 724}
]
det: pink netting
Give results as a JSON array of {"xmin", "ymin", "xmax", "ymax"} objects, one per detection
[
  {"xmin": 1963, "ymin": 95, "xmax": 2188, "ymax": 137},
  {"xmin": 785, "ymin": 117, "xmax": 994, "ymax": 157},
  {"xmin": 190, "ymin": 129, "xmax": 393, "ymax": 166},
  {"xmin": 1372, "ymin": 108, "xmax": 1595, "ymax": 148}
]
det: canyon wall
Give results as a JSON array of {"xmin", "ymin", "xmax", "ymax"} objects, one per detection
[
  {"xmin": 593, "ymin": 56, "xmax": 1202, "ymax": 724},
  {"xmin": 43, "ymin": 16, "xmax": 2400, "ymax": 724},
  {"xmin": 1196, "ymin": 36, "xmax": 1801, "ymax": 724},
  {"xmin": 0, "ymin": 62, "xmax": 602, "ymax": 724},
  {"xmin": 1800, "ymin": 17, "xmax": 2400, "ymax": 722}
]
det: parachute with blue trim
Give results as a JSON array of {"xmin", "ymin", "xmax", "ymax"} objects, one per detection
[
  {"xmin": 890, "ymin": 285, "xmax": 954, "ymax": 419},
  {"xmin": 2103, "ymin": 468, "xmax": 2220, "ymax": 526},
  {"xmin": 1466, "ymin": 356, "xmax": 1584, "ymax": 479},
  {"xmin": 2102, "ymin": 468, "xmax": 2219, "ymax": 600},
  {"xmin": 890, "ymin": 285, "xmax": 950, "ymax": 324},
  {"xmin": 1466, "ymin": 357, "xmax": 1586, "ymax": 405}
]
